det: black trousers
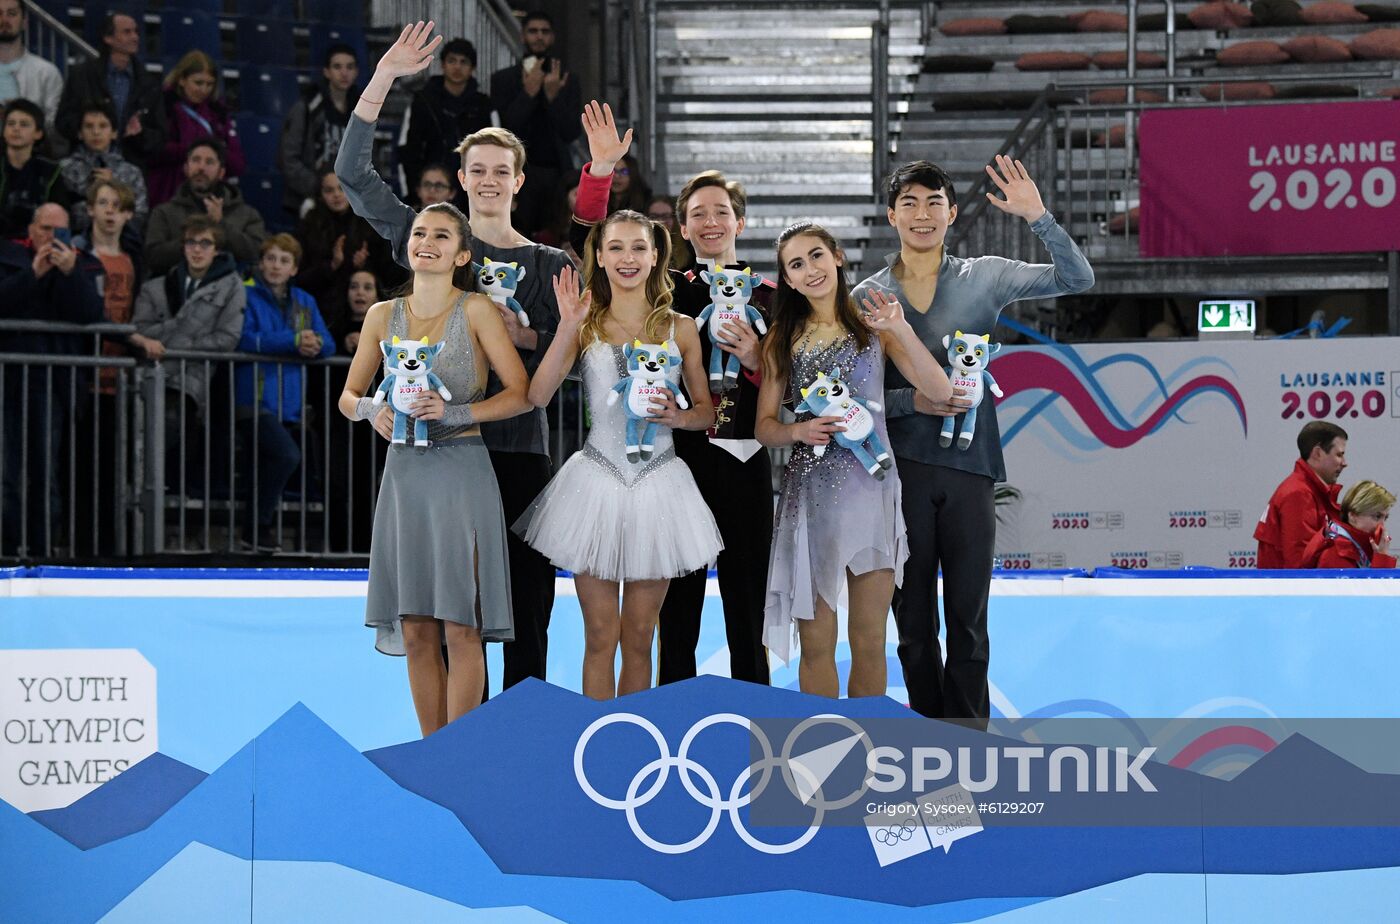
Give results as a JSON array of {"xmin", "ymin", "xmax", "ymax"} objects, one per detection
[
  {"xmin": 893, "ymin": 459, "xmax": 994, "ymax": 728},
  {"xmin": 657, "ymin": 441, "xmax": 772, "ymax": 686},
  {"xmin": 487, "ymin": 450, "xmax": 556, "ymax": 688}
]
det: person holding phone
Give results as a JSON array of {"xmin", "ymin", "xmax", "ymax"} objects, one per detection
[
  {"xmin": 1304, "ymin": 481, "xmax": 1396, "ymax": 569},
  {"xmin": 0, "ymin": 202, "xmax": 103, "ymax": 556},
  {"xmin": 488, "ymin": 10, "xmax": 581, "ymax": 238}
]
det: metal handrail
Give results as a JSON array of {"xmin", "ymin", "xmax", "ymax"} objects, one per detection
[{"xmin": 21, "ymin": 0, "xmax": 98, "ymax": 68}]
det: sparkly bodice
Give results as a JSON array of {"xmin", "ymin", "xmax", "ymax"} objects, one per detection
[
  {"xmin": 581, "ymin": 333, "xmax": 682, "ymax": 485},
  {"xmin": 388, "ymin": 295, "xmax": 484, "ymax": 441},
  {"xmin": 785, "ymin": 332, "xmax": 888, "ymax": 486}
]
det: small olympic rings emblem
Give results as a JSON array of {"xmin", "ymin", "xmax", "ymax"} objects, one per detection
[
  {"xmin": 573, "ymin": 712, "xmax": 874, "ymax": 855},
  {"xmin": 875, "ymin": 822, "xmax": 918, "ymax": 845}
]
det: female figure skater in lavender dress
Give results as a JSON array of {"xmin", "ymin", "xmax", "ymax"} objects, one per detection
[
  {"xmin": 519, "ymin": 211, "xmax": 722, "ymax": 699},
  {"xmin": 756, "ymin": 222, "xmax": 952, "ymax": 697}
]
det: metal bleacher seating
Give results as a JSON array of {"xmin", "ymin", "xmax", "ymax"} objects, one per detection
[
  {"xmin": 234, "ymin": 113, "xmax": 282, "ymax": 173},
  {"xmin": 309, "ymin": 24, "xmax": 368, "ymax": 73},
  {"xmin": 157, "ymin": 9, "xmax": 221, "ymax": 62},
  {"xmin": 236, "ymin": 19, "xmax": 298, "ymax": 68},
  {"xmin": 234, "ymin": 66, "xmax": 303, "ymax": 121}
]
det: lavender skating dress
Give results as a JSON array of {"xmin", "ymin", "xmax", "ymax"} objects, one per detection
[{"xmin": 763, "ymin": 332, "xmax": 907, "ymax": 663}]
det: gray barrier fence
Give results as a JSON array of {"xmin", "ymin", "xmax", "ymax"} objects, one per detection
[{"xmin": 1, "ymin": 322, "xmax": 586, "ymax": 562}]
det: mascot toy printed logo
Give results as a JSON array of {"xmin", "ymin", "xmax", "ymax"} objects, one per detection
[
  {"xmin": 607, "ymin": 340, "xmax": 690, "ymax": 463},
  {"xmin": 372, "ymin": 335, "xmax": 452, "ymax": 447}
]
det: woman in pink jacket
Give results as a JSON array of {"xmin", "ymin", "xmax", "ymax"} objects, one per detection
[{"xmin": 147, "ymin": 51, "xmax": 246, "ymax": 206}]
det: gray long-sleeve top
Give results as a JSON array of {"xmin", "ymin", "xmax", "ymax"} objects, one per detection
[
  {"xmin": 335, "ymin": 113, "xmax": 568, "ymax": 457},
  {"xmin": 851, "ymin": 210, "xmax": 1095, "ymax": 482}
]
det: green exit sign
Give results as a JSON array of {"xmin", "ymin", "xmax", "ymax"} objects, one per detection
[{"xmin": 1198, "ymin": 299, "xmax": 1256, "ymax": 333}]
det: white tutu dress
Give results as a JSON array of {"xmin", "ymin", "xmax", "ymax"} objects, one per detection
[{"xmin": 515, "ymin": 329, "xmax": 723, "ymax": 581}]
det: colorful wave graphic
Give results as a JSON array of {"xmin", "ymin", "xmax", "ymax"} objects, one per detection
[{"xmin": 996, "ymin": 351, "xmax": 1248, "ymax": 449}]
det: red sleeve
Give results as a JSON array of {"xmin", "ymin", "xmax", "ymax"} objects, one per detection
[
  {"xmin": 1276, "ymin": 491, "xmax": 1325, "ymax": 568},
  {"xmin": 1316, "ymin": 543, "xmax": 1355, "ymax": 569},
  {"xmin": 1373, "ymin": 552, "xmax": 1397, "ymax": 569},
  {"xmin": 575, "ymin": 163, "xmax": 612, "ymax": 224}
]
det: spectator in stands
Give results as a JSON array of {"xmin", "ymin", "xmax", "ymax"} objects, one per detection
[
  {"xmin": 147, "ymin": 51, "xmax": 245, "ymax": 207},
  {"xmin": 279, "ymin": 43, "xmax": 361, "ymax": 218},
  {"xmin": 414, "ymin": 162, "xmax": 456, "ymax": 207},
  {"xmin": 490, "ymin": 10, "xmax": 582, "ymax": 238},
  {"xmin": 145, "ymin": 137, "xmax": 266, "ymax": 276},
  {"xmin": 55, "ymin": 12, "xmax": 163, "ymax": 167},
  {"xmin": 295, "ymin": 166, "xmax": 401, "ymax": 332},
  {"xmin": 76, "ymin": 177, "xmax": 142, "ymax": 331},
  {"xmin": 1255, "ymin": 421, "xmax": 1348, "ymax": 569},
  {"xmin": 130, "ymin": 213, "xmax": 245, "ymax": 503},
  {"xmin": 608, "ymin": 154, "xmax": 649, "ymax": 214},
  {"xmin": 236, "ymin": 234, "xmax": 334, "ymax": 547},
  {"xmin": 646, "ymin": 192, "xmax": 692, "ymax": 272},
  {"xmin": 1, "ymin": 98, "xmax": 68, "ymax": 239},
  {"xmin": 59, "ymin": 102, "xmax": 148, "ymax": 234},
  {"xmin": 399, "ymin": 38, "xmax": 497, "ymax": 200},
  {"xmin": 1304, "ymin": 480, "xmax": 1396, "ymax": 570},
  {"xmin": 72, "ymin": 176, "xmax": 142, "ymax": 556},
  {"xmin": 0, "ymin": 0, "xmax": 62, "ymax": 141},
  {"xmin": 331, "ymin": 268, "xmax": 379, "ymax": 355},
  {"xmin": 0, "ymin": 202, "xmax": 103, "ymax": 556}
]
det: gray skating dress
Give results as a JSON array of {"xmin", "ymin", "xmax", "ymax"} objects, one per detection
[
  {"xmin": 763, "ymin": 332, "xmax": 907, "ymax": 663},
  {"xmin": 366, "ymin": 296, "xmax": 514, "ymax": 653}
]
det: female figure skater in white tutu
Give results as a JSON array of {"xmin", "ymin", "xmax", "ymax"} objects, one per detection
[{"xmin": 519, "ymin": 211, "xmax": 722, "ymax": 699}]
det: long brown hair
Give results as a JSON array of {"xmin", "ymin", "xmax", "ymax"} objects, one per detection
[
  {"xmin": 579, "ymin": 210, "xmax": 675, "ymax": 347},
  {"xmin": 163, "ymin": 50, "xmax": 217, "ymax": 92},
  {"xmin": 764, "ymin": 221, "xmax": 869, "ymax": 386}
]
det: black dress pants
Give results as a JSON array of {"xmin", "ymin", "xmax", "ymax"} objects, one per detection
[
  {"xmin": 893, "ymin": 458, "xmax": 994, "ymax": 728},
  {"xmin": 486, "ymin": 450, "xmax": 556, "ymax": 689},
  {"xmin": 657, "ymin": 441, "xmax": 772, "ymax": 686}
]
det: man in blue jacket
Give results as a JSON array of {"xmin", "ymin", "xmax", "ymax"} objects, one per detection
[{"xmin": 236, "ymin": 233, "xmax": 335, "ymax": 549}]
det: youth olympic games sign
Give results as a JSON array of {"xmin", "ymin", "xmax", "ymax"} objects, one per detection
[
  {"xmin": 0, "ymin": 649, "xmax": 157, "ymax": 811},
  {"xmin": 992, "ymin": 336, "xmax": 1400, "ymax": 570},
  {"xmin": 1138, "ymin": 101, "xmax": 1400, "ymax": 257}
]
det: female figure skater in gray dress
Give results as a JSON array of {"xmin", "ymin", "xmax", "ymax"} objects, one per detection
[
  {"xmin": 338, "ymin": 203, "xmax": 532, "ymax": 736},
  {"xmin": 519, "ymin": 212, "xmax": 722, "ymax": 700},
  {"xmin": 756, "ymin": 222, "xmax": 952, "ymax": 698}
]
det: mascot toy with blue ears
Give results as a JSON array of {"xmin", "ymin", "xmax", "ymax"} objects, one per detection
[
  {"xmin": 474, "ymin": 259, "xmax": 531, "ymax": 328},
  {"xmin": 694, "ymin": 266, "xmax": 768, "ymax": 392},
  {"xmin": 607, "ymin": 340, "xmax": 689, "ymax": 463},
  {"xmin": 941, "ymin": 331, "xmax": 1003, "ymax": 450},
  {"xmin": 372, "ymin": 335, "xmax": 453, "ymax": 447},
  {"xmin": 796, "ymin": 368, "xmax": 893, "ymax": 480}
]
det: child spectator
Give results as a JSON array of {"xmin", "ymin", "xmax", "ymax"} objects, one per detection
[
  {"xmin": 329, "ymin": 267, "xmax": 379, "ymax": 355},
  {"xmin": 147, "ymin": 51, "xmax": 245, "ymax": 207},
  {"xmin": 646, "ymin": 193, "xmax": 692, "ymax": 272},
  {"xmin": 1, "ymin": 98, "xmax": 69, "ymax": 238},
  {"xmin": 59, "ymin": 102, "xmax": 148, "ymax": 234},
  {"xmin": 607, "ymin": 153, "xmax": 649, "ymax": 214},
  {"xmin": 279, "ymin": 43, "xmax": 360, "ymax": 217},
  {"xmin": 236, "ymin": 234, "xmax": 335, "ymax": 548}
]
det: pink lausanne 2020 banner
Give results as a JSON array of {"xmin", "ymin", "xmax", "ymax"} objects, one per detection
[{"xmin": 1139, "ymin": 100, "xmax": 1400, "ymax": 258}]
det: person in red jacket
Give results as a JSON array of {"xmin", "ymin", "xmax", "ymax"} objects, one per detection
[
  {"xmin": 1254, "ymin": 421, "xmax": 1347, "ymax": 568},
  {"xmin": 1305, "ymin": 480, "xmax": 1395, "ymax": 569}
]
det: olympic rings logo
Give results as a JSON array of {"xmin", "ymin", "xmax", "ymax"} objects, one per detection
[
  {"xmin": 573, "ymin": 712, "xmax": 873, "ymax": 855},
  {"xmin": 875, "ymin": 821, "xmax": 918, "ymax": 845}
]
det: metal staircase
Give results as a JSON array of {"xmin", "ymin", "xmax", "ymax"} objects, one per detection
[{"xmin": 649, "ymin": 0, "xmax": 928, "ymax": 275}]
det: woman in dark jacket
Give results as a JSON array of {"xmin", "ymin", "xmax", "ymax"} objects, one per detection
[{"xmin": 295, "ymin": 167, "xmax": 404, "ymax": 334}]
